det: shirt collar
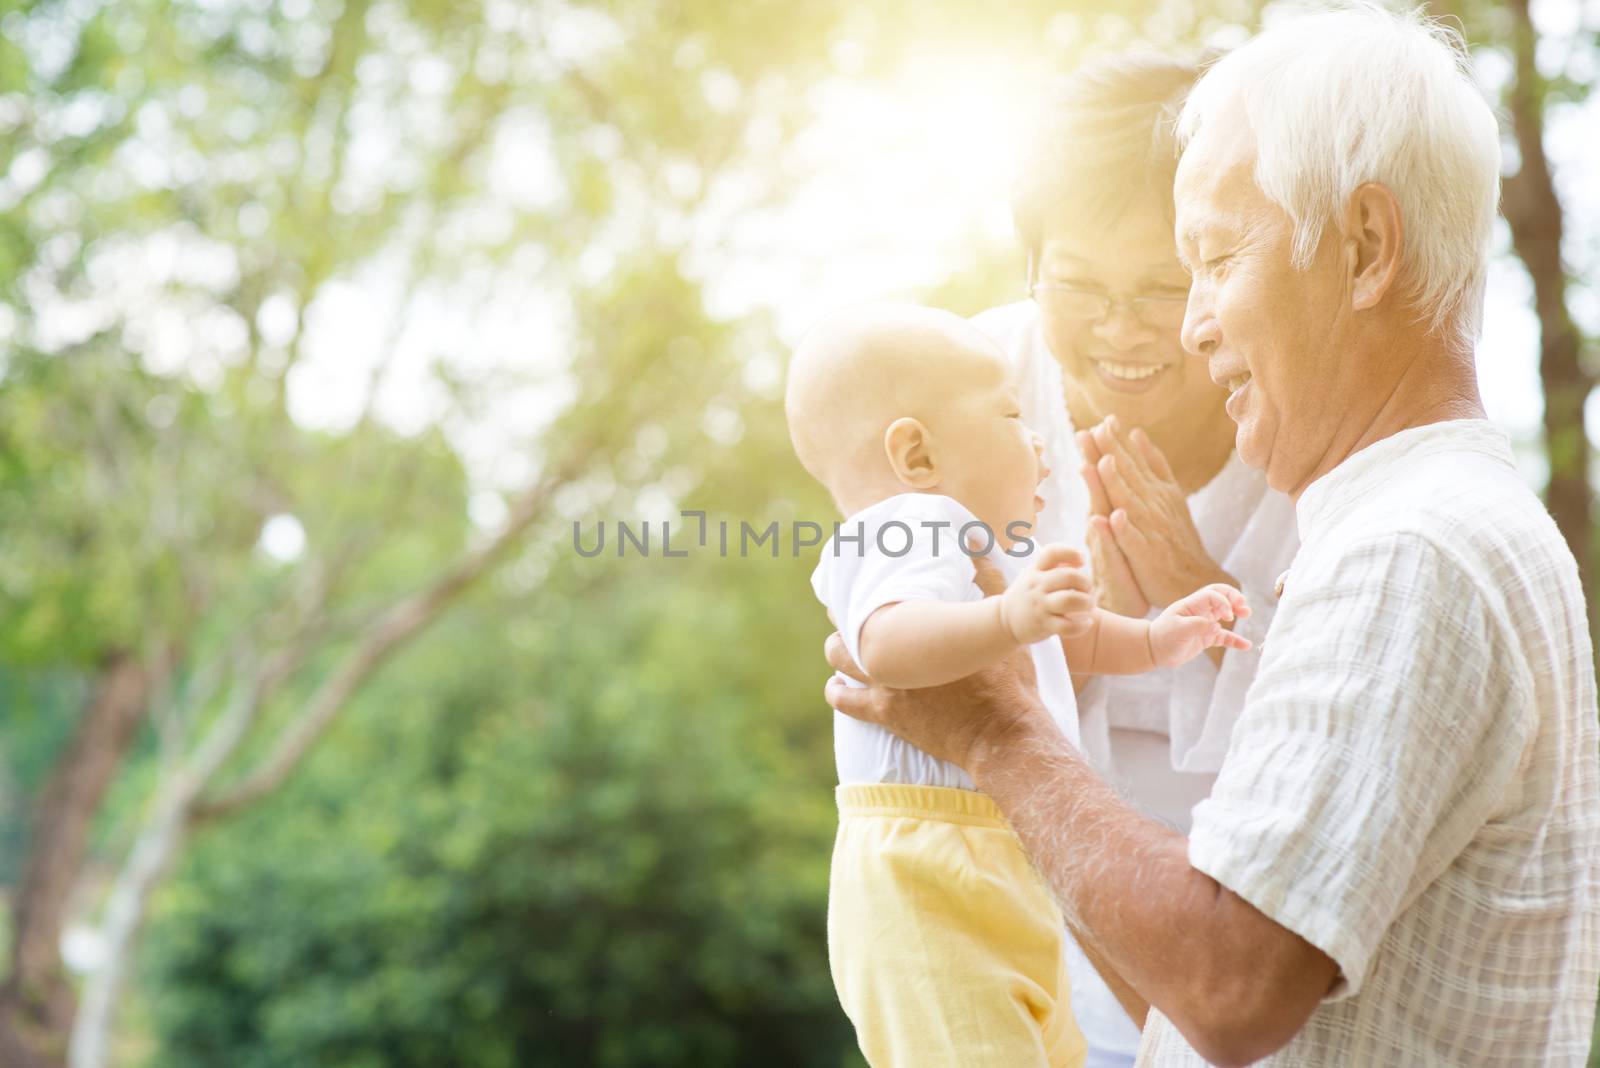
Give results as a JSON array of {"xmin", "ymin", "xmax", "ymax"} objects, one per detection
[{"xmin": 1294, "ymin": 419, "xmax": 1515, "ymax": 541}]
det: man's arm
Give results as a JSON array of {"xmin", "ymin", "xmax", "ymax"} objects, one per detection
[
  {"xmin": 1070, "ymin": 925, "xmax": 1149, "ymax": 1028},
  {"xmin": 824, "ymin": 530, "xmax": 1515, "ymax": 1066},
  {"xmin": 968, "ymin": 712, "xmax": 1338, "ymax": 1067},
  {"xmin": 822, "ymin": 637, "xmax": 1337, "ymax": 1067}
]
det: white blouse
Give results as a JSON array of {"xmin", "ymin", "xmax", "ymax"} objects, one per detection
[{"xmin": 973, "ymin": 300, "xmax": 1300, "ymax": 1067}]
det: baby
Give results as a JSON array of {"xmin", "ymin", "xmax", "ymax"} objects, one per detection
[{"xmin": 786, "ymin": 303, "xmax": 1248, "ymax": 1068}]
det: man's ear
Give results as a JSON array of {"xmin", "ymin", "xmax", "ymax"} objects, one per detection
[
  {"xmin": 884, "ymin": 417, "xmax": 939, "ymax": 489},
  {"xmin": 1345, "ymin": 182, "xmax": 1404, "ymax": 312}
]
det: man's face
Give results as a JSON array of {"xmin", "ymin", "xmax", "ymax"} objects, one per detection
[{"xmin": 1173, "ymin": 119, "xmax": 1354, "ymax": 496}]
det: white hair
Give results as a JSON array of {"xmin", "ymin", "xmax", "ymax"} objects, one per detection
[{"xmin": 1177, "ymin": 2, "xmax": 1501, "ymax": 349}]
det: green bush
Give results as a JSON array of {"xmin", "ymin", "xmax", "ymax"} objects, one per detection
[{"xmin": 141, "ymin": 534, "xmax": 859, "ymax": 1067}]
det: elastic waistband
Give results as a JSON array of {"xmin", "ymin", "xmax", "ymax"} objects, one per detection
[{"xmin": 835, "ymin": 783, "xmax": 1009, "ymax": 827}]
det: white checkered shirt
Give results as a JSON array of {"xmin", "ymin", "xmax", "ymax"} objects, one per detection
[{"xmin": 1137, "ymin": 420, "xmax": 1600, "ymax": 1066}]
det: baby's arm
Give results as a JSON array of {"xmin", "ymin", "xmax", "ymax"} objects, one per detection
[
  {"xmin": 1064, "ymin": 583, "xmax": 1252, "ymax": 675},
  {"xmin": 857, "ymin": 598, "xmax": 1022, "ymax": 689},
  {"xmin": 1062, "ymin": 610, "xmax": 1159, "ymax": 676},
  {"xmin": 858, "ymin": 544, "xmax": 1092, "ymax": 689}
]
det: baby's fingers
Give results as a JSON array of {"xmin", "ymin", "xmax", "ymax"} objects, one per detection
[
  {"xmin": 1038, "ymin": 566, "xmax": 1093, "ymax": 594},
  {"xmin": 1178, "ymin": 588, "xmax": 1235, "ymax": 622},
  {"xmin": 1033, "ymin": 542, "xmax": 1085, "ymax": 571},
  {"xmin": 1204, "ymin": 582, "xmax": 1251, "ymax": 619},
  {"xmin": 1211, "ymin": 628, "xmax": 1253, "ymax": 652},
  {"xmin": 1044, "ymin": 590, "xmax": 1095, "ymax": 617}
]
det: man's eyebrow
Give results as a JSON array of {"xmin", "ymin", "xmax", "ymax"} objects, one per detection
[{"xmin": 1177, "ymin": 212, "xmax": 1247, "ymax": 265}]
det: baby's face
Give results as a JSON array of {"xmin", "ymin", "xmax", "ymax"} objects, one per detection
[{"xmin": 931, "ymin": 356, "xmax": 1048, "ymax": 551}]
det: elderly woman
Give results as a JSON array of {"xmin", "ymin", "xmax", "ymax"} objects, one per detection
[{"xmin": 971, "ymin": 54, "xmax": 1298, "ymax": 1067}]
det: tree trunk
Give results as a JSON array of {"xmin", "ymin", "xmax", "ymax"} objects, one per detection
[
  {"xmin": 0, "ymin": 652, "xmax": 159, "ymax": 1068},
  {"xmin": 68, "ymin": 768, "xmax": 196, "ymax": 1068},
  {"xmin": 1501, "ymin": 0, "xmax": 1593, "ymax": 601},
  {"xmin": 66, "ymin": 463, "xmax": 580, "ymax": 1066}
]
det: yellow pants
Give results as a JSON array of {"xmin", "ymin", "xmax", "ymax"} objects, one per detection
[{"xmin": 828, "ymin": 784, "xmax": 1088, "ymax": 1068}]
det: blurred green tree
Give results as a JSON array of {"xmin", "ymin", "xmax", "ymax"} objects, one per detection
[
  {"xmin": 1426, "ymin": 0, "xmax": 1600, "ymax": 614},
  {"xmin": 139, "ymin": 501, "xmax": 853, "ymax": 1067},
  {"xmin": 0, "ymin": 0, "xmax": 839, "ymax": 1062}
]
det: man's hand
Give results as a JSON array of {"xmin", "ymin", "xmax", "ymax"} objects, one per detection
[
  {"xmin": 823, "ymin": 541, "xmax": 1059, "ymax": 771},
  {"xmin": 1000, "ymin": 543, "xmax": 1096, "ymax": 644},
  {"xmin": 823, "ymin": 639, "xmax": 1051, "ymax": 772}
]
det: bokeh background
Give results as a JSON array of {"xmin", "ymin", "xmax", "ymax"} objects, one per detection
[{"xmin": 0, "ymin": 1, "xmax": 1595, "ymax": 1065}]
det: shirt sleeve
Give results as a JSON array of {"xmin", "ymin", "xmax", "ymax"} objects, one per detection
[
  {"xmin": 1185, "ymin": 530, "xmax": 1531, "ymax": 1000},
  {"xmin": 825, "ymin": 497, "xmax": 982, "ymax": 671}
]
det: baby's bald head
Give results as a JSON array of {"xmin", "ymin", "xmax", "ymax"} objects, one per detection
[{"xmin": 785, "ymin": 303, "xmax": 1016, "ymax": 515}]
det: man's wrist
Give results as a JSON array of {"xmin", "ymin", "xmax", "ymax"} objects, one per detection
[{"xmin": 968, "ymin": 703, "xmax": 1064, "ymax": 792}]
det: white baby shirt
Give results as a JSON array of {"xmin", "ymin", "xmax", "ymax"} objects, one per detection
[{"xmin": 812, "ymin": 492, "xmax": 1082, "ymax": 789}]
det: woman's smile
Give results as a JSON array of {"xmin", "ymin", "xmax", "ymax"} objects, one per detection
[{"xmin": 1090, "ymin": 356, "xmax": 1174, "ymax": 394}]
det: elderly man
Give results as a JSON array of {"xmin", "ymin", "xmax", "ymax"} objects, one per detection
[{"xmin": 824, "ymin": 5, "xmax": 1600, "ymax": 1066}]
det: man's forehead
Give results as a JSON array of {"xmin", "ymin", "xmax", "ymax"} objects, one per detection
[
  {"xmin": 1175, "ymin": 124, "xmax": 1261, "ymax": 244},
  {"xmin": 1176, "ymin": 192, "xmax": 1252, "ymax": 248}
]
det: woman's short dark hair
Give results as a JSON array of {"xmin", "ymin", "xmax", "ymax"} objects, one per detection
[{"xmin": 1012, "ymin": 52, "xmax": 1208, "ymax": 270}]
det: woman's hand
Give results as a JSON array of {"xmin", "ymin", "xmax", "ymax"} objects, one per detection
[
  {"xmin": 1077, "ymin": 415, "xmax": 1236, "ymax": 609},
  {"xmin": 1085, "ymin": 513, "xmax": 1150, "ymax": 618}
]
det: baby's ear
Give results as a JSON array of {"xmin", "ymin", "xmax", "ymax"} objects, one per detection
[{"xmin": 884, "ymin": 417, "xmax": 939, "ymax": 488}]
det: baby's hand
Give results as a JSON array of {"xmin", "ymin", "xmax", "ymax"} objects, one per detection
[
  {"xmin": 1148, "ymin": 583, "xmax": 1252, "ymax": 667},
  {"xmin": 999, "ymin": 543, "xmax": 1095, "ymax": 645}
]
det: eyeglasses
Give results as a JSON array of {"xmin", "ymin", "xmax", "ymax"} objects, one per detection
[{"xmin": 1028, "ymin": 281, "xmax": 1189, "ymax": 329}]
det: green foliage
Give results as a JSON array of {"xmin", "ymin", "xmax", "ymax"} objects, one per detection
[
  {"xmin": 140, "ymin": 536, "xmax": 855, "ymax": 1066},
  {"xmin": 0, "ymin": 668, "xmax": 87, "ymax": 886}
]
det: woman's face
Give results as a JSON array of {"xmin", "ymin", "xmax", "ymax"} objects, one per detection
[{"xmin": 1034, "ymin": 201, "xmax": 1226, "ymax": 429}]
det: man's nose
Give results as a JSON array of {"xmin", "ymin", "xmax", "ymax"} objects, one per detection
[
  {"xmin": 1180, "ymin": 290, "xmax": 1220, "ymax": 359},
  {"xmin": 1091, "ymin": 305, "xmax": 1156, "ymax": 351}
]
